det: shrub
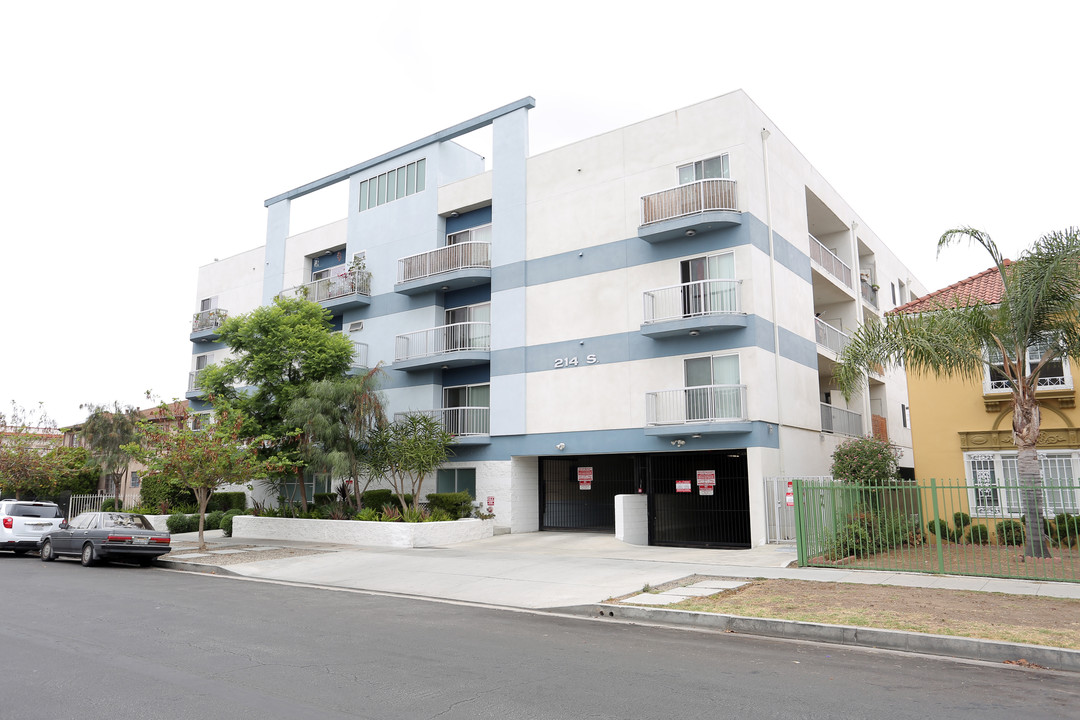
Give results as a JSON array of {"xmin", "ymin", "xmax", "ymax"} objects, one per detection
[
  {"xmin": 320, "ymin": 503, "xmax": 352, "ymax": 520},
  {"xmin": 967, "ymin": 524, "xmax": 991, "ymax": 544},
  {"xmin": 101, "ymin": 498, "xmax": 118, "ymax": 512},
  {"xmin": 831, "ymin": 522, "xmax": 872, "ymax": 558},
  {"xmin": 208, "ymin": 492, "xmax": 247, "ymax": 513},
  {"xmin": 997, "ymin": 519, "xmax": 1025, "ymax": 546},
  {"xmin": 426, "ymin": 492, "xmax": 473, "ymax": 520},
  {"xmin": 139, "ymin": 475, "xmax": 196, "ymax": 513},
  {"xmin": 313, "ymin": 493, "xmax": 336, "ymax": 508},
  {"xmin": 205, "ymin": 510, "xmax": 225, "ymax": 531},
  {"xmin": 380, "ymin": 506, "xmax": 402, "ymax": 522},
  {"xmin": 166, "ymin": 513, "xmax": 198, "ymax": 534},
  {"xmin": 926, "ymin": 519, "xmax": 959, "ymax": 542},
  {"xmin": 426, "ymin": 508, "xmax": 453, "ymax": 523},
  {"xmin": 830, "ymin": 436, "xmax": 901, "ymax": 486},
  {"xmin": 360, "ymin": 489, "xmax": 394, "ymax": 510},
  {"xmin": 220, "ymin": 509, "xmax": 244, "ymax": 537},
  {"xmin": 953, "ymin": 512, "xmax": 971, "ymax": 529},
  {"xmin": 356, "ymin": 507, "xmax": 380, "ymax": 522},
  {"xmin": 401, "ymin": 506, "xmax": 428, "ymax": 523},
  {"xmin": 1057, "ymin": 515, "xmax": 1080, "ymax": 547}
]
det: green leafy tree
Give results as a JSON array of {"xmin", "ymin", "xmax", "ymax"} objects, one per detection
[
  {"xmin": 49, "ymin": 446, "xmax": 102, "ymax": 495},
  {"xmin": 836, "ymin": 227, "xmax": 1080, "ymax": 558},
  {"xmin": 80, "ymin": 401, "xmax": 140, "ymax": 509},
  {"xmin": 830, "ymin": 436, "xmax": 901, "ymax": 486},
  {"xmin": 367, "ymin": 412, "xmax": 454, "ymax": 513},
  {"xmin": 199, "ymin": 297, "xmax": 354, "ymax": 512},
  {"xmin": 125, "ymin": 406, "xmax": 277, "ymax": 550},
  {"xmin": 285, "ymin": 368, "xmax": 387, "ymax": 510},
  {"xmin": 0, "ymin": 403, "xmax": 63, "ymax": 499}
]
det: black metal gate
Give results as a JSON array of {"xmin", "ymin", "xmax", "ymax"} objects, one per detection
[
  {"xmin": 539, "ymin": 455, "xmax": 638, "ymax": 531},
  {"xmin": 648, "ymin": 450, "xmax": 750, "ymax": 548}
]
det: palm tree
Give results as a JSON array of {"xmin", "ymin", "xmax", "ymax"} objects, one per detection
[{"xmin": 835, "ymin": 226, "xmax": 1080, "ymax": 558}]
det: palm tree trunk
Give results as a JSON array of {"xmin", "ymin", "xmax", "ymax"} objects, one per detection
[{"xmin": 1013, "ymin": 390, "xmax": 1051, "ymax": 558}]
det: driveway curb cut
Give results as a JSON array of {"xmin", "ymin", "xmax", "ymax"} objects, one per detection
[
  {"xmin": 555, "ymin": 603, "xmax": 1080, "ymax": 673},
  {"xmin": 154, "ymin": 559, "xmax": 241, "ymax": 577}
]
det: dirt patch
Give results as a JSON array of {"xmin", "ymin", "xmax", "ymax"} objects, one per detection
[
  {"xmin": 810, "ymin": 543, "xmax": 1080, "ymax": 582},
  {"xmin": 659, "ymin": 578, "xmax": 1080, "ymax": 649}
]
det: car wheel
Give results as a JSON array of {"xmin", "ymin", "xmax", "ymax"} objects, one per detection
[
  {"xmin": 40, "ymin": 540, "xmax": 55, "ymax": 562},
  {"xmin": 80, "ymin": 543, "xmax": 96, "ymax": 567}
]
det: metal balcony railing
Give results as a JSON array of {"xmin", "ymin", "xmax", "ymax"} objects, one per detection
[
  {"xmin": 192, "ymin": 308, "xmax": 228, "ymax": 332},
  {"xmin": 351, "ymin": 342, "xmax": 369, "ymax": 368},
  {"xmin": 814, "ymin": 318, "xmax": 850, "ymax": 355},
  {"xmin": 643, "ymin": 279, "xmax": 741, "ymax": 324},
  {"xmin": 640, "ymin": 178, "xmax": 738, "ymax": 226},
  {"xmin": 397, "ymin": 241, "xmax": 491, "ymax": 284},
  {"xmin": 279, "ymin": 269, "xmax": 371, "ymax": 303},
  {"xmin": 860, "ymin": 281, "xmax": 879, "ymax": 309},
  {"xmin": 646, "ymin": 384, "xmax": 747, "ymax": 425},
  {"xmin": 820, "ymin": 403, "xmax": 863, "ymax": 436},
  {"xmin": 395, "ymin": 322, "xmax": 491, "ymax": 362},
  {"xmin": 393, "ymin": 407, "xmax": 490, "ymax": 437},
  {"xmin": 808, "ymin": 234, "xmax": 854, "ymax": 289}
]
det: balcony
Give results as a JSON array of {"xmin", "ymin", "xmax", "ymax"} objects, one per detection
[
  {"xmin": 638, "ymin": 178, "xmax": 741, "ymax": 243},
  {"xmin": 814, "ymin": 318, "xmax": 850, "ymax": 356},
  {"xmin": 190, "ymin": 309, "xmax": 228, "ymax": 343},
  {"xmin": 393, "ymin": 322, "xmax": 490, "ymax": 371},
  {"xmin": 860, "ymin": 280, "xmax": 879, "ymax": 310},
  {"xmin": 394, "ymin": 407, "xmax": 490, "ymax": 444},
  {"xmin": 278, "ymin": 270, "xmax": 371, "ymax": 313},
  {"xmin": 809, "ymin": 234, "xmax": 854, "ymax": 290},
  {"xmin": 186, "ymin": 370, "xmax": 206, "ymax": 399},
  {"xmin": 396, "ymin": 241, "xmax": 491, "ymax": 295},
  {"xmin": 641, "ymin": 279, "xmax": 746, "ymax": 338},
  {"xmin": 346, "ymin": 342, "xmax": 369, "ymax": 373},
  {"xmin": 644, "ymin": 384, "xmax": 752, "ymax": 436},
  {"xmin": 820, "ymin": 403, "xmax": 862, "ymax": 436}
]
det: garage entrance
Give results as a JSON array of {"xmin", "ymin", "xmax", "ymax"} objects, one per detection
[{"xmin": 538, "ymin": 451, "xmax": 750, "ymax": 548}]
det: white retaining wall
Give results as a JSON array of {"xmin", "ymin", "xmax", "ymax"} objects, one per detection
[{"xmin": 231, "ymin": 515, "xmax": 494, "ymax": 548}]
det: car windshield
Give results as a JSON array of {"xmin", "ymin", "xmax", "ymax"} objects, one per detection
[{"xmin": 102, "ymin": 513, "xmax": 152, "ymax": 530}]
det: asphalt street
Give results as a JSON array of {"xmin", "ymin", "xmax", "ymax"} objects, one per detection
[{"xmin": 2, "ymin": 556, "xmax": 1077, "ymax": 719}]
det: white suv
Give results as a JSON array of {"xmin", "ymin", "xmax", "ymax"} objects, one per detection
[{"xmin": 1, "ymin": 500, "xmax": 64, "ymax": 555}]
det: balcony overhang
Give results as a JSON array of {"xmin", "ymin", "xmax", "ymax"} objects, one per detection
[
  {"xmin": 319, "ymin": 294, "xmax": 371, "ymax": 314},
  {"xmin": 184, "ymin": 388, "xmax": 206, "ymax": 400},
  {"xmin": 189, "ymin": 328, "xmax": 222, "ymax": 343},
  {"xmin": 395, "ymin": 267, "xmax": 491, "ymax": 296},
  {"xmin": 983, "ymin": 387, "xmax": 1075, "ymax": 412},
  {"xmin": 640, "ymin": 314, "xmax": 748, "ymax": 339},
  {"xmin": 452, "ymin": 435, "xmax": 492, "ymax": 446},
  {"xmin": 392, "ymin": 350, "xmax": 490, "ymax": 372},
  {"xmin": 638, "ymin": 210, "xmax": 742, "ymax": 244},
  {"xmin": 644, "ymin": 421, "xmax": 754, "ymax": 437}
]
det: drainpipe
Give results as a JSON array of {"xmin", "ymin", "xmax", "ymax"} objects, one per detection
[
  {"xmin": 851, "ymin": 221, "xmax": 872, "ymax": 435},
  {"xmin": 761, "ymin": 128, "xmax": 784, "ymax": 477}
]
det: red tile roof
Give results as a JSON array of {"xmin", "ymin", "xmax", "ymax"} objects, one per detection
[{"xmin": 892, "ymin": 261, "xmax": 1009, "ymax": 314}]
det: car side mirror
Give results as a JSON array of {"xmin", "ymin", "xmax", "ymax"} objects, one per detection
[{"xmin": 59, "ymin": 522, "xmax": 69, "ymax": 530}]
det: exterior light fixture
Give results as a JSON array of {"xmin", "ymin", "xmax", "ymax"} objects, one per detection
[
  {"xmin": 685, "ymin": 229, "xmax": 696, "ymax": 237},
  {"xmin": 691, "ymin": 434, "xmax": 701, "ymax": 439},
  {"xmin": 689, "ymin": 330, "xmax": 700, "ymax": 337},
  {"xmin": 440, "ymin": 286, "xmax": 450, "ymax": 291},
  {"xmin": 670, "ymin": 439, "xmax": 686, "ymax": 447},
  {"xmin": 555, "ymin": 443, "xmax": 566, "ymax": 450},
  {"xmin": 449, "ymin": 211, "xmax": 460, "ymax": 218}
]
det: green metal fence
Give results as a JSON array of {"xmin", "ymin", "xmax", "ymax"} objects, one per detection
[{"xmin": 792, "ymin": 477, "xmax": 1080, "ymax": 583}]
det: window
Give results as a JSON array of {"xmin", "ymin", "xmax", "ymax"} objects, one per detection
[
  {"xmin": 443, "ymin": 384, "xmax": 490, "ymax": 436},
  {"xmin": 680, "ymin": 252, "xmax": 736, "ymax": 316},
  {"xmin": 985, "ymin": 339, "xmax": 1070, "ymax": 392},
  {"xmin": 194, "ymin": 353, "xmax": 212, "ymax": 372},
  {"xmin": 359, "ymin": 158, "xmax": 426, "ymax": 212},
  {"xmin": 447, "ymin": 223, "xmax": 492, "ymax": 246},
  {"xmin": 436, "ymin": 468, "xmax": 476, "ymax": 498},
  {"xmin": 311, "ymin": 249, "xmax": 347, "ymax": 281},
  {"xmin": 130, "ymin": 472, "xmax": 140, "ymax": 489},
  {"xmin": 678, "ymin": 154, "xmax": 729, "ymax": 184},
  {"xmin": 891, "ymin": 282, "xmax": 897, "ymax": 306},
  {"xmin": 200, "ymin": 296, "xmax": 218, "ymax": 312},
  {"xmin": 445, "ymin": 302, "xmax": 490, "ymax": 351},
  {"xmin": 965, "ymin": 451, "xmax": 1080, "ymax": 516},
  {"xmin": 683, "ymin": 354, "xmax": 742, "ymax": 421},
  {"xmin": 901, "ymin": 404, "xmax": 910, "ymax": 429}
]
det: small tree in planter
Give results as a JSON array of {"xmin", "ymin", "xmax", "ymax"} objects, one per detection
[
  {"xmin": 830, "ymin": 435, "xmax": 902, "ymax": 486},
  {"xmin": 367, "ymin": 412, "xmax": 454, "ymax": 515},
  {"xmin": 125, "ymin": 406, "xmax": 279, "ymax": 550}
]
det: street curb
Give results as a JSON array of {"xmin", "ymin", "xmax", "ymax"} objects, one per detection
[
  {"xmin": 154, "ymin": 559, "xmax": 241, "ymax": 577},
  {"xmin": 555, "ymin": 603, "xmax": 1080, "ymax": 673}
]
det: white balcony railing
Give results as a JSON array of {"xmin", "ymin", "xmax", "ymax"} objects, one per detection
[
  {"xmin": 860, "ymin": 281, "xmax": 879, "ymax": 309},
  {"xmin": 395, "ymin": 322, "xmax": 491, "ymax": 362},
  {"xmin": 808, "ymin": 234, "xmax": 854, "ymax": 289},
  {"xmin": 820, "ymin": 403, "xmax": 863, "ymax": 436},
  {"xmin": 641, "ymin": 178, "xmax": 738, "ymax": 226},
  {"xmin": 646, "ymin": 384, "xmax": 747, "ymax": 425},
  {"xmin": 814, "ymin": 318, "xmax": 850, "ymax": 355},
  {"xmin": 397, "ymin": 241, "xmax": 491, "ymax": 284},
  {"xmin": 188, "ymin": 371, "xmax": 199, "ymax": 392},
  {"xmin": 279, "ymin": 269, "xmax": 371, "ymax": 303},
  {"xmin": 643, "ymin": 279, "xmax": 741, "ymax": 324},
  {"xmin": 393, "ymin": 407, "xmax": 490, "ymax": 437},
  {"xmin": 192, "ymin": 308, "xmax": 228, "ymax": 333},
  {"xmin": 351, "ymin": 342, "xmax": 369, "ymax": 368}
]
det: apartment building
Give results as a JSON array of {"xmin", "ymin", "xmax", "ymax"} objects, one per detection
[{"xmin": 187, "ymin": 91, "xmax": 926, "ymax": 548}]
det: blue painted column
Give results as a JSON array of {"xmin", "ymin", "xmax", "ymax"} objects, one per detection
[{"xmin": 262, "ymin": 199, "xmax": 291, "ymax": 305}]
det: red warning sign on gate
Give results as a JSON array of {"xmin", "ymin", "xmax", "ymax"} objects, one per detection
[
  {"xmin": 785, "ymin": 480, "xmax": 794, "ymax": 507},
  {"xmin": 578, "ymin": 466, "xmax": 593, "ymax": 490},
  {"xmin": 696, "ymin": 470, "xmax": 715, "ymax": 496},
  {"xmin": 675, "ymin": 479, "xmax": 692, "ymax": 493}
]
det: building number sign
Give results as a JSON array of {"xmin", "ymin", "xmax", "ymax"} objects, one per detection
[{"xmin": 554, "ymin": 354, "xmax": 598, "ymax": 369}]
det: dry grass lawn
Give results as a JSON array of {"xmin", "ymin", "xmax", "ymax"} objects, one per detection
[{"xmin": 648, "ymin": 579, "xmax": 1080, "ymax": 650}]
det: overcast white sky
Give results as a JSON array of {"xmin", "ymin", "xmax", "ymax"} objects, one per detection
[{"xmin": 2, "ymin": 1, "xmax": 1077, "ymax": 427}]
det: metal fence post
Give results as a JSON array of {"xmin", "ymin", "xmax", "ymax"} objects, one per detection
[
  {"xmin": 930, "ymin": 477, "xmax": 945, "ymax": 574},
  {"xmin": 793, "ymin": 477, "xmax": 807, "ymax": 566}
]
